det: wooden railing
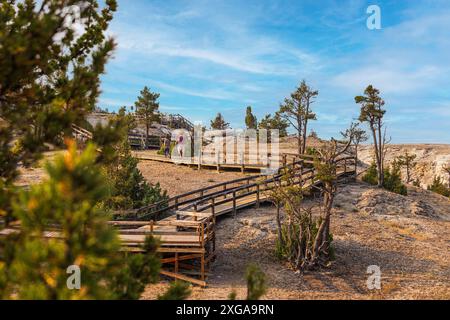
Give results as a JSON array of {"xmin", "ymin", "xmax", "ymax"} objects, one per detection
[
  {"xmin": 71, "ymin": 124, "xmax": 93, "ymax": 141},
  {"xmin": 131, "ymin": 155, "xmax": 356, "ymax": 220}
]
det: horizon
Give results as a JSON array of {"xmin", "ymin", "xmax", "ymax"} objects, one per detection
[{"xmin": 99, "ymin": 0, "xmax": 450, "ymax": 144}]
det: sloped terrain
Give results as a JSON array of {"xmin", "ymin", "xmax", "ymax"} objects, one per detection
[{"xmin": 142, "ymin": 182, "xmax": 450, "ymax": 300}]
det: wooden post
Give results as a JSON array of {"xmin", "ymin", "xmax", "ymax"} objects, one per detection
[
  {"xmin": 299, "ymin": 163, "xmax": 303, "ymax": 186},
  {"xmin": 256, "ymin": 184, "xmax": 260, "ymax": 208},
  {"xmin": 216, "ymin": 152, "xmax": 220, "ymax": 173},
  {"xmin": 174, "ymin": 197, "xmax": 179, "ymax": 210},
  {"xmin": 240, "ymin": 151, "xmax": 245, "ymax": 173},
  {"xmin": 232, "ymin": 191, "xmax": 237, "ymax": 218},
  {"xmin": 150, "ymin": 220, "xmax": 154, "ymax": 233},
  {"xmin": 223, "ymin": 184, "xmax": 227, "ymax": 200},
  {"xmin": 200, "ymin": 222, "xmax": 205, "ymax": 281},
  {"xmin": 198, "ymin": 149, "xmax": 202, "ymax": 170},
  {"xmin": 282, "ymin": 154, "xmax": 287, "ymax": 168},
  {"xmin": 175, "ymin": 252, "xmax": 179, "ymax": 274}
]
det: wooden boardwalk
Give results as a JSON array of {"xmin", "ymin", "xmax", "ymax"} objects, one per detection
[
  {"xmin": 135, "ymin": 152, "xmax": 281, "ymax": 173},
  {"xmin": 1, "ymin": 154, "xmax": 356, "ymax": 287},
  {"xmin": 116, "ymin": 154, "xmax": 357, "ymax": 286}
]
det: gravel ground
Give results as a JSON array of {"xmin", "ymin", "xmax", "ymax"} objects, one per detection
[{"xmin": 136, "ymin": 152, "xmax": 250, "ymax": 197}]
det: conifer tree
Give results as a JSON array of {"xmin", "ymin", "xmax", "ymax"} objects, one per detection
[
  {"xmin": 0, "ymin": 142, "xmax": 161, "ymax": 299},
  {"xmin": 245, "ymin": 106, "xmax": 258, "ymax": 130},
  {"xmin": 279, "ymin": 80, "xmax": 318, "ymax": 155},
  {"xmin": 355, "ymin": 85, "xmax": 389, "ymax": 187},
  {"xmin": 258, "ymin": 112, "xmax": 289, "ymax": 138},
  {"xmin": 397, "ymin": 151, "xmax": 417, "ymax": 184},
  {"xmin": 210, "ymin": 113, "xmax": 230, "ymax": 130},
  {"xmin": 134, "ymin": 87, "xmax": 161, "ymax": 148}
]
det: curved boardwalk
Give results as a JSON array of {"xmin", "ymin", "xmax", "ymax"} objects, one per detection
[{"xmin": 116, "ymin": 155, "xmax": 357, "ymax": 286}]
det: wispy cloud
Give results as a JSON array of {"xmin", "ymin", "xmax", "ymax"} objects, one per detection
[{"xmin": 99, "ymin": 0, "xmax": 450, "ymax": 143}]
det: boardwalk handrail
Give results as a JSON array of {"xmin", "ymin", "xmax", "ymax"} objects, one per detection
[
  {"xmin": 132, "ymin": 159, "xmax": 307, "ymax": 219},
  {"xmin": 122, "ymin": 154, "xmax": 356, "ymax": 220}
]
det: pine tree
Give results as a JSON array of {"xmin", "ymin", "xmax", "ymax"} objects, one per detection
[
  {"xmin": 104, "ymin": 140, "xmax": 168, "ymax": 216},
  {"xmin": 428, "ymin": 176, "xmax": 450, "ymax": 197},
  {"xmin": 355, "ymin": 85, "xmax": 389, "ymax": 187},
  {"xmin": 134, "ymin": 87, "xmax": 161, "ymax": 148},
  {"xmin": 245, "ymin": 264, "xmax": 267, "ymax": 300},
  {"xmin": 210, "ymin": 113, "xmax": 230, "ymax": 130},
  {"xmin": 442, "ymin": 164, "xmax": 450, "ymax": 189},
  {"xmin": 0, "ymin": 0, "xmax": 118, "ymax": 222},
  {"xmin": 258, "ymin": 112, "xmax": 289, "ymax": 138},
  {"xmin": 157, "ymin": 281, "xmax": 192, "ymax": 300},
  {"xmin": 0, "ymin": 1, "xmax": 178, "ymax": 300},
  {"xmin": 0, "ymin": 142, "xmax": 161, "ymax": 299},
  {"xmin": 245, "ymin": 106, "xmax": 258, "ymax": 130},
  {"xmin": 397, "ymin": 151, "xmax": 417, "ymax": 184},
  {"xmin": 279, "ymin": 80, "xmax": 318, "ymax": 155}
]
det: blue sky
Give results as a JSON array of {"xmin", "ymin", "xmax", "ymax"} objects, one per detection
[{"xmin": 99, "ymin": 0, "xmax": 450, "ymax": 143}]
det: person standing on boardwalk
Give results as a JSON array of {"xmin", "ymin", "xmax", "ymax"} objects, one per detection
[
  {"xmin": 177, "ymin": 134, "xmax": 185, "ymax": 158},
  {"xmin": 163, "ymin": 135, "xmax": 171, "ymax": 158}
]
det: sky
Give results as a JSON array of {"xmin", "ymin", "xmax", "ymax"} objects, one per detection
[{"xmin": 99, "ymin": 0, "xmax": 450, "ymax": 143}]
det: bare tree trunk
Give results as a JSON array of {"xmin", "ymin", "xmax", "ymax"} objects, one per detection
[
  {"xmin": 369, "ymin": 124, "xmax": 382, "ymax": 188},
  {"xmin": 276, "ymin": 204, "xmax": 284, "ymax": 248},
  {"xmin": 297, "ymin": 116, "xmax": 303, "ymax": 155},
  {"xmin": 302, "ymin": 105, "xmax": 309, "ymax": 156},
  {"xmin": 145, "ymin": 119, "xmax": 150, "ymax": 149},
  {"xmin": 377, "ymin": 119, "xmax": 384, "ymax": 187}
]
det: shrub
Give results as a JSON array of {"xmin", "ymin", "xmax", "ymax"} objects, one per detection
[
  {"xmin": 306, "ymin": 147, "xmax": 319, "ymax": 156},
  {"xmin": 157, "ymin": 281, "xmax": 191, "ymax": 300},
  {"xmin": 428, "ymin": 176, "xmax": 450, "ymax": 197},
  {"xmin": 362, "ymin": 162, "xmax": 378, "ymax": 185},
  {"xmin": 157, "ymin": 141, "xmax": 175, "ymax": 156},
  {"xmin": 362, "ymin": 162, "xmax": 407, "ymax": 195},
  {"xmin": 383, "ymin": 163, "xmax": 408, "ymax": 195},
  {"xmin": 104, "ymin": 141, "xmax": 168, "ymax": 213},
  {"xmin": 245, "ymin": 264, "xmax": 266, "ymax": 300},
  {"xmin": 0, "ymin": 142, "xmax": 161, "ymax": 300}
]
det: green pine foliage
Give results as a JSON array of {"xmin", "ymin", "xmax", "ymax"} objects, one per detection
[
  {"xmin": 245, "ymin": 264, "xmax": 267, "ymax": 300},
  {"xmin": 157, "ymin": 281, "xmax": 192, "ymax": 300},
  {"xmin": 104, "ymin": 141, "xmax": 168, "ymax": 214},
  {"xmin": 245, "ymin": 106, "xmax": 258, "ymax": 130},
  {"xmin": 383, "ymin": 162, "xmax": 408, "ymax": 195},
  {"xmin": 363, "ymin": 162, "xmax": 407, "ymax": 195},
  {"xmin": 0, "ymin": 142, "xmax": 161, "ymax": 299},
  {"xmin": 258, "ymin": 112, "xmax": 289, "ymax": 138},
  {"xmin": 362, "ymin": 162, "xmax": 379, "ymax": 185},
  {"xmin": 111, "ymin": 236, "xmax": 161, "ymax": 300},
  {"xmin": 428, "ymin": 176, "xmax": 450, "ymax": 197},
  {"xmin": 210, "ymin": 113, "xmax": 230, "ymax": 130}
]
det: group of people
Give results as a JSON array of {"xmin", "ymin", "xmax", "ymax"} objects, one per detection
[{"xmin": 161, "ymin": 133, "xmax": 185, "ymax": 159}]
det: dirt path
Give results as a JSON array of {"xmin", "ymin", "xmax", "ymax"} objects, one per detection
[{"xmin": 137, "ymin": 154, "xmax": 250, "ymax": 197}]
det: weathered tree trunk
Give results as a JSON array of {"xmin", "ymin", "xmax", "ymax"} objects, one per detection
[
  {"xmin": 297, "ymin": 115, "xmax": 303, "ymax": 155},
  {"xmin": 145, "ymin": 120, "xmax": 150, "ymax": 149},
  {"xmin": 377, "ymin": 118, "xmax": 384, "ymax": 187},
  {"xmin": 276, "ymin": 204, "xmax": 284, "ymax": 248},
  {"xmin": 369, "ymin": 124, "xmax": 383, "ymax": 188},
  {"xmin": 302, "ymin": 105, "xmax": 309, "ymax": 156}
]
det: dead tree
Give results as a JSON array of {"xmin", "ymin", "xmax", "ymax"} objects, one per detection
[
  {"xmin": 267, "ymin": 124, "xmax": 356, "ymax": 270},
  {"xmin": 341, "ymin": 122, "xmax": 368, "ymax": 175}
]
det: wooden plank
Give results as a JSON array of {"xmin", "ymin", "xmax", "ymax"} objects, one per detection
[{"xmin": 160, "ymin": 270, "xmax": 207, "ymax": 287}]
